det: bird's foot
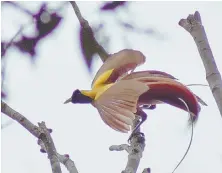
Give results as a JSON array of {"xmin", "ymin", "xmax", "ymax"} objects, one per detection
[
  {"xmin": 127, "ymin": 108, "xmax": 147, "ymax": 143},
  {"xmin": 128, "ymin": 131, "xmax": 145, "ymax": 144}
]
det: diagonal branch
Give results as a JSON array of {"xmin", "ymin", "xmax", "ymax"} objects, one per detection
[
  {"xmin": 179, "ymin": 11, "xmax": 222, "ymax": 118},
  {"xmin": 1, "ymin": 101, "xmax": 78, "ymax": 173},
  {"xmin": 1, "ymin": 101, "xmax": 42, "ymax": 137},
  {"xmin": 1, "ymin": 26, "xmax": 24, "ymax": 57},
  {"xmin": 69, "ymin": 1, "xmax": 109, "ymax": 62},
  {"xmin": 3, "ymin": 1, "xmax": 34, "ymax": 16}
]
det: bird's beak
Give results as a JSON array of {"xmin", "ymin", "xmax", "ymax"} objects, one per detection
[{"xmin": 64, "ymin": 98, "xmax": 72, "ymax": 104}]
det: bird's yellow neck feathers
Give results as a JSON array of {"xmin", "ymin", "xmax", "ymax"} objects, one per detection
[
  {"xmin": 81, "ymin": 84, "xmax": 113, "ymax": 100},
  {"xmin": 80, "ymin": 69, "xmax": 114, "ymax": 100}
]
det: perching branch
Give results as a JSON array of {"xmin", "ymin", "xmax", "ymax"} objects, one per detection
[
  {"xmin": 69, "ymin": 1, "xmax": 109, "ymax": 62},
  {"xmin": 1, "ymin": 101, "xmax": 78, "ymax": 173},
  {"xmin": 179, "ymin": 11, "xmax": 222, "ymax": 118},
  {"xmin": 123, "ymin": 117, "xmax": 145, "ymax": 173},
  {"xmin": 110, "ymin": 116, "xmax": 146, "ymax": 173}
]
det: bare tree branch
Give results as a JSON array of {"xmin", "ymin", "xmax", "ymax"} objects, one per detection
[
  {"xmin": 1, "ymin": 101, "xmax": 42, "ymax": 137},
  {"xmin": 123, "ymin": 117, "xmax": 146, "ymax": 173},
  {"xmin": 110, "ymin": 116, "xmax": 146, "ymax": 173},
  {"xmin": 69, "ymin": 1, "xmax": 109, "ymax": 62},
  {"xmin": 179, "ymin": 11, "xmax": 222, "ymax": 118},
  {"xmin": 57, "ymin": 153, "xmax": 78, "ymax": 173},
  {"xmin": 109, "ymin": 144, "xmax": 131, "ymax": 153},
  {"xmin": 1, "ymin": 101, "xmax": 78, "ymax": 173},
  {"xmin": 38, "ymin": 122, "xmax": 62, "ymax": 173}
]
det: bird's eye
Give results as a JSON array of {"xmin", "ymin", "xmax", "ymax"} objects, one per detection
[
  {"xmin": 73, "ymin": 89, "xmax": 81, "ymax": 96},
  {"xmin": 75, "ymin": 90, "xmax": 81, "ymax": 94}
]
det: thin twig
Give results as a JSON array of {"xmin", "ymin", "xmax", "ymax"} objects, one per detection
[
  {"xmin": 4, "ymin": 1, "xmax": 33, "ymax": 16},
  {"xmin": 1, "ymin": 26, "xmax": 24, "ymax": 57},
  {"xmin": 186, "ymin": 83, "xmax": 208, "ymax": 87},
  {"xmin": 109, "ymin": 144, "xmax": 131, "ymax": 153},
  {"xmin": 69, "ymin": 1, "xmax": 109, "ymax": 62},
  {"xmin": 179, "ymin": 11, "xmax": 222, "ymax": 118}
]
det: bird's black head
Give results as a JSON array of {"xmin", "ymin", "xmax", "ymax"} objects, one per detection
[{"xmin": 64, "ymin": 89, "xmax": 93, "ymax": 104}]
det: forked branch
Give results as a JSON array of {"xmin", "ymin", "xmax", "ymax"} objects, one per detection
[{"xmin": 1, "ymin": 101, "xmax": 78, "ymax": 173}]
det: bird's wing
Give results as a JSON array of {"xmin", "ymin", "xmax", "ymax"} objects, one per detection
[
  {"xmin": 120, "ymin": 70, "xmax": 178, "ymax": 81},
  {"xmin": 92, "ymin": 80, "xmax": 149, "ymax": 133},
  {"xmin": 91, "ymin": 49, "xmax": 146, "ymax": 89}
]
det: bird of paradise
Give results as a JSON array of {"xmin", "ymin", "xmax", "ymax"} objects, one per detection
[{"xmin": 64, "ymin": 49, "xmax": 206, "ymax": 137}]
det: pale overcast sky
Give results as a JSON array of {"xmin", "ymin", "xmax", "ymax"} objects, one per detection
[{"xmin": 1, "ymin": 1, "xmax": 222, "ymax": 173}]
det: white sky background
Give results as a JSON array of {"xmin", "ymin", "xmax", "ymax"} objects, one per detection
[{"xmin": 1, "ymin": 1, "xmax": 222, "ymax": 173}]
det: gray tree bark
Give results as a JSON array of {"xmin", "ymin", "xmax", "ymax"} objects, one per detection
[{"xmin": 179, "ymin": 11, "xmax": 222, "ymax": 118}]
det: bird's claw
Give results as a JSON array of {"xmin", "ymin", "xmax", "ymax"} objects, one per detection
[
  {"xmin": 128, "ymin": 131, "xmax": 145, "ymax": 144},
  {"xmin": 127, "ymin": 108, "xmax": 147, "ymax": 143}
]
